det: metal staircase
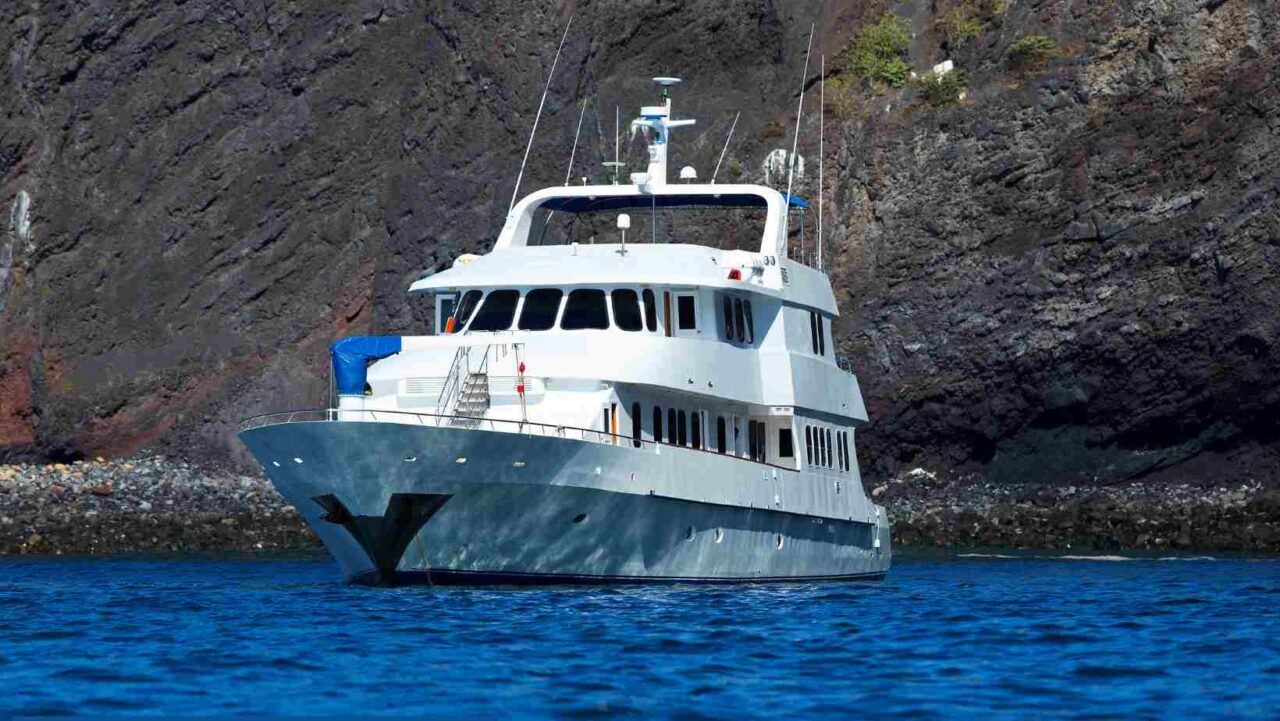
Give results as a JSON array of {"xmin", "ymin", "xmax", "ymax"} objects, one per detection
[{"xmin": 451, "ymin": 371, "xmax": 491, "ymax": 427}]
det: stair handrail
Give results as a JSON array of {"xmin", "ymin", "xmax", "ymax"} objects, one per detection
[{"xmin": 436, "ymin": 345, "xmax": 470, "ymax": 414}]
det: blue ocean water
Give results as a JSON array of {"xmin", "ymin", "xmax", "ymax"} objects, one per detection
[{"xmin": 0, "ymin": 553, "xmax": 1277, "ymax": 718}]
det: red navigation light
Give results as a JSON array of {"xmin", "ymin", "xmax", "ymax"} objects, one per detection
[{"xmin": 728, "ymin": 268, "xmax": 743, "ymax": 281}]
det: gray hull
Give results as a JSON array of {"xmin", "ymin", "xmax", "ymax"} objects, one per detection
[{"xmin": 239, "ymin": 420, "xmax": 891, "ymax": 584}]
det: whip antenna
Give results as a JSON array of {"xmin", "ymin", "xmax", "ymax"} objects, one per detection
[
  {"xmin": 563, "ymin": 97, "xmax": 589, "ymax": 186},
  {"xmin": 509, "ymin": 16, "xmax": 573, "ymax": 213},
  {"xmin": 710, "ymin": 111, "xmax": 741, "ymax": 184},
  {"xmin": 818, "ymin": 54, "xmax": 824, "ymax": 271},
  {"xmin": 783, "ymin": 23, "xmax": 814, "ymax": 252}
]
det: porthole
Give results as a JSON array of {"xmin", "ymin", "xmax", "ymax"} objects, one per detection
[
  {"xmin": 714, "ymin": 528, "xmax": 724, "ymax": 544},
  {"xmin": 685, "ymin": 526, "xmax": 695, "ymax": 542},
  {"xmin": 572, "ymin": 513, "xmax": 587, "ymax": 524},
  {"xmin": 292, "ymin": 457, "xmax": 303, "ymax": 464},
  {"xmin": 776, "ymin": 534, "xmax": 785, "ymax": 550}
]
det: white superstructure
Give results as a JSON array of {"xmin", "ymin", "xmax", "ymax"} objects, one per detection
[{"xmin": 238, "ymin": 79, "xmax": 890, "ymax": 585}]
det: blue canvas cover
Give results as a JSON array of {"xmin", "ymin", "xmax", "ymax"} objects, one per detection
[{"xmin": 331, "ymin": 336, "xmax": 402, "ymax": 395}]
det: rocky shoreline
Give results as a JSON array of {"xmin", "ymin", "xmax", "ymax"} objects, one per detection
[{"xmin": 2, "ymin": 455, "xmax": 1278, "ymax": 557}]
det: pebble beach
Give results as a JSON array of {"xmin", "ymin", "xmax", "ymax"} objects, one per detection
[{"xmin": 2, "ymin": 456, "xmax": 1278, "ymax": 556}]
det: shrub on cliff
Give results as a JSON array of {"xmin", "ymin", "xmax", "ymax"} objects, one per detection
[
  {"xmin": 846, "ymin": 14, "xmax": 912, "ymax": 91},
  {"xmin": 1009, "ymin": 34, "xmax": 1058, "ymax": 71},
  {"xmin": 918, "ymin": 69, "xmax": 968, "ymax": 106},
  {"xmin": 935, "ymin": 0, "xmax": 1008, "ymax": 52}
]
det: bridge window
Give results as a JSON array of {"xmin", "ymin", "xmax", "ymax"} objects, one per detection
[
  {"xmin": 809, "ymin": 312, "xmax": 820, "ymax": 354},
  {"xmin": 518, "ymin": 288, "xmax": 563, "ymax": 330},
  {"xmin": 561, "ymin": 289, "xmax": 609, "ymax": 330},
  {"xmin": 653, "ymin": 406, "xmax": 663, "ymax": 443},
  {"xmin": 805, "ymin": 426, "xmax": 814, "ymax": 465},
  {"xmin": 677, "ymin": 410, "xmax": 688, "ymax": 446},
  {"xmin": 611, "ymin": 289, "xmax": 643, "ymax": 331},
  {"xmin": 691, "ymin": 412, "xmax": 702, "ymax": 450},
  {"xmin": 642, "ymin": 289, "xmax": 658, "ymax": 331},
  {"xmin": 744, "ymin": 300, "xmax": 754, "ymax": 343},
  {"xmin": 667, "ymin": 408, "xmax": 677, "ymax": 444},
  {"xmin": 721, "ymin": 296, "xmax": 734, "ymax": 341},
  {"xmin": 717, "ymin": 417, "xmax": 727, "ymax": 454},
  {"xmin": 451, "ymin": 290, "xmax": 482, "ymax": 332},
  {"xmin": 468, "ymin": 289, "xmax": 520, "ymax": 331}
]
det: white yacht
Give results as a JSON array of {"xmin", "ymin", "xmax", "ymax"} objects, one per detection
[{"xmin": 238, "ymin": 80, "xmax": 891, "ymax": 585}]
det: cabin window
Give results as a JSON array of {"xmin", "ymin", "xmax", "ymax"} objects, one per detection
[
  {"xmin": 733, "ymin": 298, "xmax": 746, "ymax": 342},
  {"xmin": 744, "ymin": 300, "xmax": 754, "ymax": 343},
  {"xmin": 452, "ymin": 290, "xmax": 482, "ymax": 332},
  {"xmin": 806, "ymin": 426, "xmax": 815, "ymax": 466},
  {"xmin": 468, "ymin": 289, "xmax": 520, "ymax": 331},
  {"xmin": 676, "ymin": 294, "xmax": 697, "ymax": 331},
  {"xmin": 677, "ymin": 410, "xmax": 688, "ymax": 446},
  {"xmin": 561, "ymin": 289, "xmax": 609, "ymax": 330},
  {"xmin": 602, "ymin": 406, "xmax": 612, "ymax": 439},
  {"xmin": 611, "ymin": 289, "xmax": 643, "ymax": 332},
  {"xmin": 778, "ymin": 428, "xmax": 794, "ymax": 458},
  {"xmin": 653, "ymin": 406, "xmax": 663, "ymax": 443},
  {"xmin": 825, "ymin": 428, "xmax": 833, "ymax": 468},
  {"xmin": 518, "ymin": 288, "xmax": 563, "ymax": 330},
  {"xmin": 809, "ymin": 312, "xmax": 820, "ymax": 354},
  {"xmin": 642, "ymin": 289, "xmax": 658, "ymax": 332},
  {"xmin": 631, "ymin": 402, "xmax": 642, "ymax": 448},
  {"xmin": 721, "ymin": 296, "xmax": 734, "ymax": 341},
  {"xmin": 716, "ymin": 417, "xmax": 727, "ymax": 454},
  {"xmin": 756, "ymin": 422, "xmax": 767, "ymax": 462},
  {"xmin": 667, "ymin": 408, "xmax": 677, "ymax": 444},
  {"xmin": 691, "ymin": 412, "xmax": 702, "ymax": 450},
  {"xmin": 819, "ymin": 316, "xmax": 826, "ymax": 356}
]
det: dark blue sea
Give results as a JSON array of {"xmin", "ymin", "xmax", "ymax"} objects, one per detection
[{"xmin": 1, "ymin": 552, "xmax": 1277, "ymax": 718}]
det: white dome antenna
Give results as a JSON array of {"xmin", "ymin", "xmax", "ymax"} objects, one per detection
[{"xmin": 679, "ymin": 166, "xmax": 698, "ymax": 183}]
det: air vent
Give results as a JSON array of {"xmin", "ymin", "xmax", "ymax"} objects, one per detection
[
  {"xmin": 780, "ymin": 267, "xmax": 790, "ymax": 286},
  {"xmin": 401, "ymin": 377, "xmax": 446, "ymax": 396}
]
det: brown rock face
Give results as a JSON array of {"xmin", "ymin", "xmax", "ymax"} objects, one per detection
[
  {"xmin": 1, "ymin": 0, "xmax": 1277, "ymax": 493},
  {"xmin": 834, "ymin": 0, "xmax": 1280, "ymax": 484}
]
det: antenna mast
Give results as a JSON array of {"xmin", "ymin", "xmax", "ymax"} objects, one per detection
[
  {"xmin": 784, "ymin": 24, "xmax": 814, "ymax": 246},
  {"xmin": 509, "ymin": 16, "xmax": 573, "ymax": 213},
  {"xmin": 711, "ymin": 111, "xmax": 741, "ymax": 184},
  {"xmin": 818, "ymin": 54, "xmax": 824, "ymax": 271},
  {"xmin": 603, "ymin": 105, "xmax": 624, "ymax": 184}
]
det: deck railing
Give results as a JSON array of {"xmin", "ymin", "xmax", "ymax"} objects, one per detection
[{"xmin": 236, "ymin": 407, "xmax": 796, "ymax": 472}]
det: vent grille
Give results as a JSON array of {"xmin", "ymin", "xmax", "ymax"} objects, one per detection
[
  {"xmin": 780, "ymin": 267, "xmax": 790, "ymax": 286},
  {"xmin": 401, "ymin": 377, "xmax": 446, "ymax": 396}
]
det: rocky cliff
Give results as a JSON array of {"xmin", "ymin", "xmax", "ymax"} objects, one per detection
[{"xmin": 2, "ymin": 0, "xmax": 1277, "ymax": 491}]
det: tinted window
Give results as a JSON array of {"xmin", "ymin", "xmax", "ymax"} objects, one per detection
[
  {"xmin": 518, "ymin": 288, "xmax": 563, "ymax": 330},
  {"xmin": 653, "ymin": 406, "xmax": 663, "ymax": 443},
  {"xmin": 642, "ymin": 289, "xmax": 658, "ymax": 331},
  {"xmin": 677, "ymin": 410, "xmax": 688, "ymax": 446},
  {"xmin": 632, "ymin": 402, "xmax": 642, "ymax": 448},
  {"xmin": 779, "ymin": 428, "xmax": 794, "ymax": 458},
  {"xmin": 611, "ymin": 289, "xmax": 642, "ymax": 331},
  {"xmin": 717, "ymin": 417, "xmax": 727, "ymax": 454},
  {"xmin": 667, "ymin": 408, "xmax": 677, "ymax": 444},
  {"xmin": 437, "ymin": 296, "xmax": 456, "ymax": 334},
  {"xmin": 805, "ymin": 426, "xmax": 814, "ymax": 465},
  {"xmin": 453, "ymin": 290, "xmax": 482, "ymax": 332},
  {"xmin": 677, "ymin": 295, "xmax": 696, "ymax": 330},
  {"xmin": 733, "ymin": 298, "xmax": 745, "ymax": 342},
  {"xmin": 809, "ymin": 312, "xmax": 819, "ymax": 354},
  {"xmin": 691, "ymin": 412, "xmax": 701, "ymax": 450},
  {"xmin": 561, "ymin": 289, "xmax": 609, "ymax": 330},
  {"xmin": 468, "ymin": 290, "xmax": 519, "ymax": 331},
  {"xmin": 744, "ymin": 300, "xmax": 754, "ymax": 343},
  {"xmin": 722, "ymin": 296, "xmax": 734, "ymax": 341}
]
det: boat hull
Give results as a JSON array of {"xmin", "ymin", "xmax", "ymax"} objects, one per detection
[{"xmin": 239, "ymin": 420, "xmax": 891, "ymax": 585}]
